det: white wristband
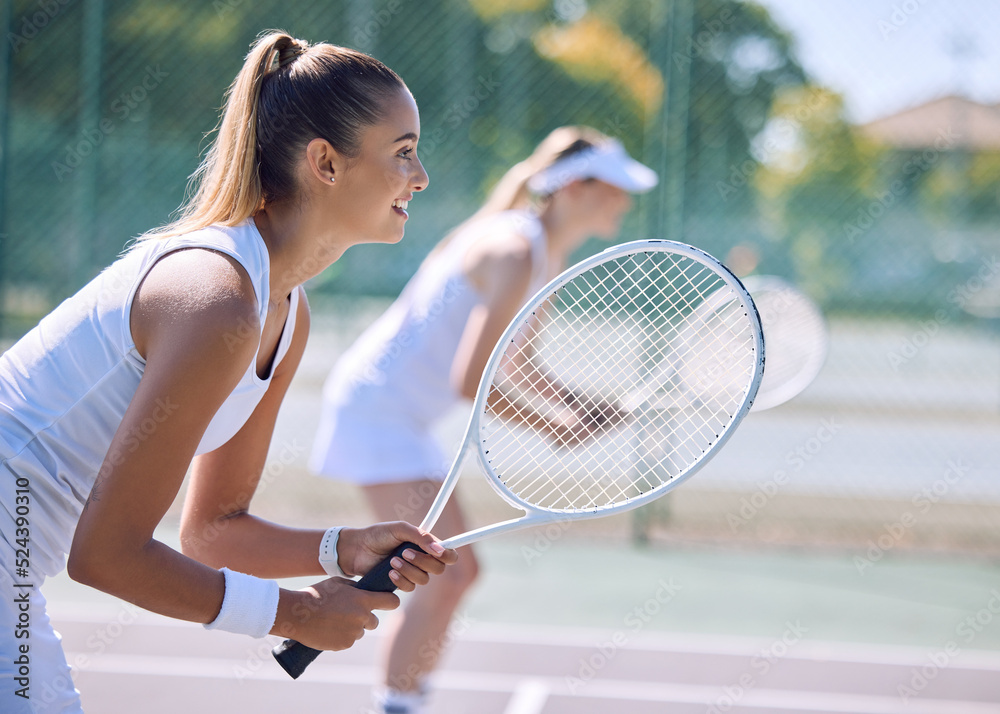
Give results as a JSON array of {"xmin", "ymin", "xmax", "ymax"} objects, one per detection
[
  {"xmin": 204, "ymin": 568, "xmax": 280, "ymax": 639},
  {"xmin": 319, "ymin": 526, "xmax": 347, "ymax": 578}
]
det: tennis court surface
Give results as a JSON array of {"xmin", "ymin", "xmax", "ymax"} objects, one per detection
[
  {"xmin": 46, "ymin": 535, "xmax": 1000, "ymax": 713},
  {"xmin": 36, "ymin": 312, "xmax": 1000, "ymax": 713}
]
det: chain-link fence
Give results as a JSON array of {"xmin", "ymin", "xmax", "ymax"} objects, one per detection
[{"xmin": 2, "ymin": 0, "xmax": 999, "ymax": 554}]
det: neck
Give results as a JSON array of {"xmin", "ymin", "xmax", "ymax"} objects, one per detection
[
  {"xmin": 537, "ymin": 204, "xmax": 590, "ymax": 266},
  {"xmin": 253, "ymin": 202, "xmax": 346, "ymax": 310}
]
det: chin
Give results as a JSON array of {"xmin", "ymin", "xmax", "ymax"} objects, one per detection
[
  {"xmin": 361, "ymin": 226, "xmax": 407, "ymax": 245},
  {"xmin": 377, "ymin": 230, "xmax": 406, "ymax": 245}
]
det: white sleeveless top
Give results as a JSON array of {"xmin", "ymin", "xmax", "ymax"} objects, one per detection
[
  {"xmin": 310, "ymin": 210, "xmax": 548, "ymax": 483},
  {"xmin": 0, "ymin": 219, "xmax": 299, "ymax": 577},
  {"xmin": 328, "ymin": 210, "xmax": 547, "ymax": 423}
]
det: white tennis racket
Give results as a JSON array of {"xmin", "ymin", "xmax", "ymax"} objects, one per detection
[
  {"xmin": 274, "ymin": 239, "xmax": 765, "ymax": 678},
  {"xmin": 738, "ymin": 276, "xmax": 827, "ymax": 411},
  {"xmin": 623, "ymin": 274, "xmax": 826, "ymax": 414}
]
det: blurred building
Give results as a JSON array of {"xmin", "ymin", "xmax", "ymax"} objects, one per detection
[
  {"xmin": 859, "ymin": 95, "xmax": 1000, "ymax": 150},
  {"xmin": 852, "ymin": 96, "xmax": 1000, "ymax": 318}
]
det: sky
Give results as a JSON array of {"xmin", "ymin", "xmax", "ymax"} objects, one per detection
[{"xmin": 752, "ymin": 0, "xmax": 1000, "ymax": 124}]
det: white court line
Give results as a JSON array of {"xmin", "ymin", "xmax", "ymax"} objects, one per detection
[
  {"xmin": 52, "ymin": 608, "xmax": 1000, "ymax": 671},
  {"xmin": 66, "ymin": 652, "xmax": 1000, "ymax": 714},
  {"xmin": 461, "ymin": 622, "xmax": 1000, "ymax": 671},
  {"xmin": 503, "ymin": 678, "xmax": 550, "ymax": 714}
]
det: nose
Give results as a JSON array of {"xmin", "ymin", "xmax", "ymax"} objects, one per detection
[{"xmin": 412, "ymin": 156, "xmax": 429, "ymax": 193}]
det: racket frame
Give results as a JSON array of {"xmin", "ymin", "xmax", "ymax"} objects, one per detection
[
  {"xmin": 273, "ymin": 239, "xmax": 764, "ymax": 679},
  {"xmin": 737, "ymin": 275, "xmax": 827, "ymax": 411},
  {"xmin": 421, "ymin": 239, "xmax": 765, "ymax": 549}
]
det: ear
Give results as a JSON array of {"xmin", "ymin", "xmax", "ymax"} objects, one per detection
[
  {"xmin": 562, "ymin": 179, "xmax": 590, "ymax": 196},
  {"xmin": 304, "ymin": 138, "xmax": 347, "ymax": 186},
  {"xmin": 552, "ymin": 179, "xmax": 586, "ymax": 205}
]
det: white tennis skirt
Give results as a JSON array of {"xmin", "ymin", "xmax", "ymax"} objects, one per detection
[{"xmin": 309, "ymin": 402, "xmax": 449, "ymax": 485}]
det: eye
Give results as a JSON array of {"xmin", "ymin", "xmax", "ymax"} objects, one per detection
[{"xmin": 397, "ymin": 147, "xmax": 414, "ymax": 160}]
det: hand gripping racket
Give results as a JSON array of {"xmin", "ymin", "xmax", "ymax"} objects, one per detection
[{"xmin": 273, "ymin": 240, "xmax": 765, "ymax": 678}]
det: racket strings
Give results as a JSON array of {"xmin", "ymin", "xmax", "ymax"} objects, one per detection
[
  {"xmin": 482, "ymin": 250, "xmax": 760, "ymax": 512},
  {"xmin": 553, "ymin": 256, "xmax": 694, "ymax": 383},
  {"xmin": 493, "ymin": 276, "xmax": 658, "ymax": 506},
  {"xmin": 618, "ymin": 258, "xmax": 756, "ymax": 422},
  {"xmin": 492, "ymin": 273, "xmax": 723, "ymax": 503}
]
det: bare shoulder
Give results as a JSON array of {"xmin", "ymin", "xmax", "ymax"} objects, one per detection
[
  {"xmin": 463, "ymin": 226, "xmax": 535, "ymax": 299},
  {"xmin": 468, "ymin": 225, "xmax": 533, "ymax": 266},
  {"xmin": 131, "ymin": 247, "xmax": 261, "ymax": 363}
]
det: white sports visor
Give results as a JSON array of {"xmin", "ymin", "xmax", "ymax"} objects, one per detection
[{"xmin": 527, "ymin": 139, "xmax": 658, "ymax": 196}]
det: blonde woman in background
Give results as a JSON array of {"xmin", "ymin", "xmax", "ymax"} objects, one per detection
[
  {"xmin": 311, "ymin": 126, "xmax": 658, "ymax": 714},
  {"xmin": 0, "ymin": 31, "xmax": 458, "ymax": 713}
]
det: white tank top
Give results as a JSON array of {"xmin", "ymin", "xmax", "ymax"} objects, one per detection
[
  {"xmin": 324, "ymin": 210, "xmax": 548, "ymax": 427},
  {"xmin": 0, "ymin": 219, "xmax": 299, "ymax": 577}
]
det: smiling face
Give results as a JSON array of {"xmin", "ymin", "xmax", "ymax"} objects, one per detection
[{"xmin": 331, "ymin": 86, "xmax": 429, "ymax": 245}]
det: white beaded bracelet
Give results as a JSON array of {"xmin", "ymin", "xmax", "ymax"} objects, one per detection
[
  {"xmin": 204, "ymin": 568, "xmax": 280, "ymax": 639},
  {"xmin": 319, "ymin": 526, "xmax": 347, "ymax": 578}
]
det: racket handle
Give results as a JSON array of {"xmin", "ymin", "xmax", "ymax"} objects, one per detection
[
  {"xmin": 272, "ymin": 542, "xmax": 425, "ymax": 679},
  {"xmin": 271, "ymin": 638, "xmax": 321, "ymax": 679}
]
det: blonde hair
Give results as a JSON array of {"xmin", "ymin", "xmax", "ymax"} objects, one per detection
[
  {"xmin": 477, "ymin": 125, "xmax": 610, "ymax": 218},
  {"xmin": 145, "ymin": 31, "xmax": 405, "ymax": 240},
  {"xmin": 428, "ymin": 126, "xmax": 611, "ymax": 256}
]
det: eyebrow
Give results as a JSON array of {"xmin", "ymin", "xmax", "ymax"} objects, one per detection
[{"xmin": 392, "ymin": 132, "xmax": 418, "ymax": 143}]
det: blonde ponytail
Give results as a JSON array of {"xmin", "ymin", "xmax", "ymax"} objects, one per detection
[
  {"xmin": 474, "ymin": 160, "xmax": 537, "ymax": 217},
  {"xmin": 146, "ymin": 31, "xmax": 404, "ymax": 240}
]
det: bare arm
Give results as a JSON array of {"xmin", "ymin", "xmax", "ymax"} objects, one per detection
[
  {"xmin": 179, "ymin": 289, "xmax": 451, "ymax": 582},
  {"xmin": 450, "ymin": 234, "xmax": 535, "ymax": 400},
  {"xmin": 68, "ymin": 248, "xmax": 267, "ymax": 625},
  {"xmin": 68, "ymin": 251, "xmax": 452, "ymax": 650},
  {"xmin": 179, "ymin": 286, "xmax": 320, "ymax": 578},
  {"xmin": 453, "ymin": 236, "xmax": 620, "ymax": 446}
]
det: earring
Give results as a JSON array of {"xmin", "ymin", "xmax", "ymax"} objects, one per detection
[{"xmin": 330, "ymin": 176, "xmax": 336, "ymax": 183}]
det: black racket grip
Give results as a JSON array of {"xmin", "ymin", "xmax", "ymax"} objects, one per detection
[
  {"xmin": 272, "ymin": 638, "xmax": 321, "ymax": 679},
  {"xmin": 355, "ymin": 541, "xmax": 425, "ymax": 591},
  {"xmin": 272, "ymin": 542, "xmax": 425, "ymax": 679}
]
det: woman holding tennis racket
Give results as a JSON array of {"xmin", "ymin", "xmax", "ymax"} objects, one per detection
[
  {"xmin": 310, "ymin": 126, "xmax": 657, "ymax": 714},
  {"xmin": 0, "ymin": 32, "xmax": 457, "ymax": 713}
]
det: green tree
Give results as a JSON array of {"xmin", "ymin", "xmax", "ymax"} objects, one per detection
[
  {"xmin": 753, "ymin": 86, "xmax": 885, "ymax": 304},
  {"xmin": 5, "ymin": 0, "xmax": 810, "ymax": 319}
]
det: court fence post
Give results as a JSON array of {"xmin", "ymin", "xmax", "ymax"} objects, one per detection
[
  {"xmin": 74, "ymin": 0, "xmax": 104, "ymax": 287},
  {"xmin": 635, "ymin": 0, "xmax": 694, "ymax": 547}
]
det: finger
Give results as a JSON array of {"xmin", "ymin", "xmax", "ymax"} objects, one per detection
[
  {"xmin": 392, "ymin": 555, "xmax": 432, "ymax": 586},
  {"xmin": 314, "ymin": 576, "xmax": 350, "ymax": 597},
  {"xmin": 388, "ymin": 568, "xmax": 415, "ymax": 592},
  {"xmin": 401, "ymin": 548, "xmax": 447, "ymax": 575},
  {"xmin": 406, "ymin": 531, "xmax": 451, "ymax": 561},
  {"xmin": 364, "ymin": 613, "xmax": 380, "ymax": 631},
  {"xmin": 361, "ymin": 590, "xmax": 401, "ymax": 611}
]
